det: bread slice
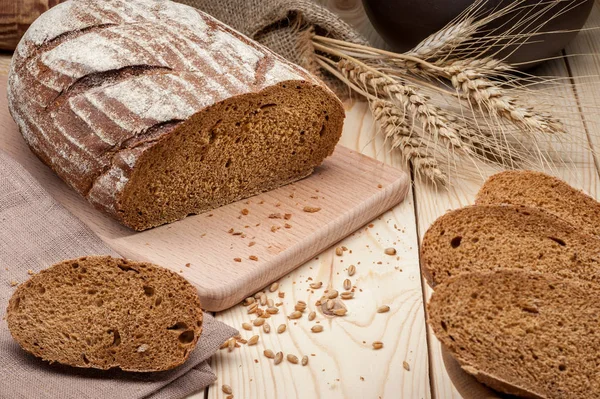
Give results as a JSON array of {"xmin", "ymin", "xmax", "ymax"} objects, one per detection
[
  {"xmin": 476, "ymin": 170, "xmax": 600, "ymax": 238},
  {"xmin": 428, "ymin": 270, "xmax": 600, "ymax": 399},
  {"xmin": 421, "ymin": 204, "xmax": 600, "ymax": 287},
  {"xmin": 6, "ymin": 256, "xmax": 203, "ymax": 372}
]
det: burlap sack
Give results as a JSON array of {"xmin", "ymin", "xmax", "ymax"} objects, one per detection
[
  {"xmin": 0, "ymin": 149, "xmax": 237, "ymax": 399},
  {"xmin": 176, "ymin": 0, "xmax": 367, "ymax": 97}
]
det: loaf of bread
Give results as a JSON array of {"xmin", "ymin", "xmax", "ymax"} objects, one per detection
[
  {"xmin": 421, "ymin": 204, "xmax": 600, "ymax": 287},
  {"xmin": 6, "ymin": 256, "xmax": 203, "ymax": 371},
  {"xmin": 8, "ymin": 0, "xmax": 345, "ymax": 231},
  {"xmin": 476, "ymin": 170, "xmax": 600, "ymax": 238},
  {"xmin": 428, "ymin": 270, "xmax": 600, "ymax": 399}
]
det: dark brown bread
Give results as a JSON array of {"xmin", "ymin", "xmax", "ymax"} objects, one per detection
[
  {"xmin": 428, "ymin": 270, "xmax": 600, "ymax": 399},
  {"xmin": 421, "ymin": 204, "xmax": 600, "ymax": 287},
  {"xmin": 6, "ymin": 256, "xmax": 203, "ymax": 372},
  {"xmin": 476, "ymin": 170, "xmax": 600, "ymax": 238},
  {"xmin": 8, "ymin": 0, "xmax": 344, "ymax": 231}
]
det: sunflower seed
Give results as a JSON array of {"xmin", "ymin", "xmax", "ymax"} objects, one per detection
[
  {"xmin": 327, "ymin": 290, "xmax": 339, "ymax": 299},
  {"xmin": 222, "ymin": 384, "xmax": 232, "ymax": 394},
  {"xmin": 372, "ymin": 341, "xmax": 383, "ymax": 350},
  {"xmin": 288, "ymin": 311, "xmax": 302, "ymax": 319},
  {"xmin": 309, "ymin": 281, "xmax": 322, "ymax": 289},
  {"xmin": 264, "ymin": 349, "xmax": 275, "ymax": 359},
  {"xmin": 247, "ymin": 335, "xmax": 259, "ymax": 346},
  {"xmin": 311, "ymin": 325, "xmax": 324, "ymax": 333},
  {"xmin": 348, "ymin": 265, "xmax": 356, "ymax": 276},
  {"xmin": 253, "ymin": 318, "xmax": 266, "ymax": 326},
  {"xmin": 384, "ymin": 247, "xmax": 397, "ymax": 256},
  {"xmin": 335, "ymin": 247, "xmax": 343, "ymax": 256},
  {"xmin": 301, "ymin": 355, "xmax": 309, "ymax": 366},
  {"xmin": 263, "ymin": 323, "xmax": 271, "ymax": 333},
  {"xmin": 377, "ymin": 305, "xmax": 390, "ymax": 313},
  {"xmin": 343, "ymin": 279, "xmax": 351, "ymax": 291},
  {"xmin": 277, "ymin": 324, "xmax": 287, "ymax": 334},
  {"xmin": 287, "ymin": 354, "xmax": 299, "ymax": 364},
  {"xmin": 269, "ymin": 282, "xmax": 279, "ymax": 292},
  {"xmin": 333, "ymin": 308, "xmax": 347, "ymax": 316},
  {"xmin": 308, "ymin": 311, "xmax": 316, "ymax": 321},
  {"xmin": 242, "ymin": 323, "xmax": 252, "ymax": 331},
  {"xmin": 274, "ymin": 351, "xmax": 283, "ymax": 365}
]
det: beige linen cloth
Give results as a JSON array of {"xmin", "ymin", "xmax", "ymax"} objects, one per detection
[{"xmin": 0, "ymin": 149, "xmax": 237, "ymax": 399}]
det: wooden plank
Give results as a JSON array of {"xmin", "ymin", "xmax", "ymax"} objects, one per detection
[
  {"xmin": 414, "ymin": 47, "xmax": 600, "ymax": 398},
  {"xmin": 200, "ymin": 100, "xmax": 431, "ymax": 399},
  {"xmin": 0, "ymin": 77, "xmax": 410, "ymax": 312}
]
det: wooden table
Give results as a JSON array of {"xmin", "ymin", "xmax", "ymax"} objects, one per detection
[{"xmin": 3, "ymin": 1, "xmax": 600, "ymax": 398}]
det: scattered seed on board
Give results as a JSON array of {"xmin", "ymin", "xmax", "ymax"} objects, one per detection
[
  {"xmin": 308, "ymin": 311, "xmax": 316, "ymax": 321},
  {"xmin": 302, "ymin": 355, "xmax": 309, "ymax": 366},
  {"xmin": 228, "ymin": 339, "xmax": 235, "ymax": 352},
  {"xmin": 220, "ymin": 341, "xmax": 229, "ymax": 350},
  {"xmin": 249, "ymin": 255, "xmax": 259, "ymax": 261},
  {"xmin": 278, "ymin": 291, "xmax": 285, "ymax": 298},
  {"xmin": 277, "ymin": 324, "xmax": 287, "ymax": 334},
  {"xmin": 377, "ymin": 305, "xmax": 390, "ymax": 313},
  {"xmin": 274, "ymin": 351, "xmax": 284, "ymax": 365},
  {"xmin": 333, "ymin": 308, "xmax": 347, "ymax": 316},
  {"xmin": 294, "ymin": 303, "xmax": 306, "ymax": 312},
  {"xmin": 247, "ymin": 335, "xmax": 259, "ymax": 346},
  {"xmin": 269, "ymin": 282, "xmax": 279, "ymax": 292},
  {"xmin": 311, "ymin": 325, "xmax": 324, "ymax": 333},
  {"xmin": 222, "ymin": 384, "xmax": 233, "ymax": 394},
  {"xmin": 253, "ymin": 318, "xmax": 266, "ymax": 326},
  {"xmin": 328, "ymin": 290, "xmax": 339, "ymax": 299},
  {"xmin": 263, "ymin": 323, "xmax": 271, "ymax": 333},
  {"xmin": 335, "ymin": 246, "xmax": 343, "ymax": 256},
  {"xmin": 260, "ymin": 312, "xmax": 271, "ymax": 319},
  {"xmin": 287, "ymin": 354, "xmax": 299, "ymax": 364},
  {"xmin": 326, "ymin": 299, "xmax": 335, "ymax": 310},
  {"xmin": 243, "ymin": 297, "xmax": 255, "ymax": 306},
  {"xmin": 341, "ymin": 292, "xmax": 354, "ymax": 300},
  {"xmin": 264, "ymin": 349, "xmax": 275, "ymax": 359},
  {"xmin": 309, "ymin": 281, "xmax": 322, "ymax": 289},
  {"xmin": 267, "ymin": 307, "xmax": 279, "ymax": 314},
  {"xmin": 343, "ymin": 279, "xmax": 351, "ymax": 291},
  {"xmin": 289, "ymin": 311, "xmax": 302, "ymax": 319},
  {"xmin": 267, "ymin": 298, "xmax": 274, "ymax": 307},
  {"xmin": 259, "ymin": 293, "xmax": 267, "ymax": 306},
  {"xmin": 303, "ymin": 206, "xmax": 321, "ymax": 213},
  {"xmin": 348, "ymin": 265, "xmax": 356, "ymax": 276},
  {"xmin": 372, "ymin": 341, "xmax": 383, "ymax": 350},
  {"xmin": 242, "ymin": 323, "xmax": 252, "ymax": 331},
  {"xmin": 226, "ymin": 395, "xmax": 233, "ymax": 399},
  {"xmin": 384, "ymin": 247, "xmax": 397, "ymax": 256},
  {"xmin": 403, "ymin": 361, "xmax": 410, "ymax": 371}
]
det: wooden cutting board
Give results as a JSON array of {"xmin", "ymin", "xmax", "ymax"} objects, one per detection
[{"xmin": 0, "ymin": 78, "xmax": 410, "ymax": 311}]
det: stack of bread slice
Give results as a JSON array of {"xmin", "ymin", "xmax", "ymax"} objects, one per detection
[{"xmin": 422, "ymin": 171, "xmax": 600, "ymax": 398}]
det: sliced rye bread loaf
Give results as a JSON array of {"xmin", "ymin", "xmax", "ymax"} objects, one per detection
[
  {"xmin": 6, "ymin": 256, "xmax": 203, "ymax": 372},
  {"xmin": 476, "ymin": 170, "xmax": 600, "ymax": 238},
  {"xmin": 8, "ymin": 0, "xmax": 344, "ymax": 231},
  {"xmin": 428, "ymin": 270, "xmax": 600, "ymax": 399},
  {"xmin": 421, "ymin": 204, "xmax": 600, "ymax": 287}
]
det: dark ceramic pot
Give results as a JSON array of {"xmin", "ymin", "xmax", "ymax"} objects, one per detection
[{"xmin": 362, "ymin": 0, "xmax": 594, "ymax": 67}]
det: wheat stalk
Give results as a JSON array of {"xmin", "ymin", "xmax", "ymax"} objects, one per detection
[
  {"xmin": 371, "ymin": 100, "xmax": 448, "ymax": 185},
  {"xmin": 408, "ymin": 18, "xmax": 477, "ymax": 60}
]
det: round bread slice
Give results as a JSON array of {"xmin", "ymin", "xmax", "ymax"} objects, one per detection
[
  {"xmin": 476, "ymin": 170, "xmax": 600, "ymax": 238},
  {"xmin": 428, "ymin": 270, "xmax": 600, "ymax": 399},
  {"xmin": 6, "ymin": 256, "xmax": 203, "ymax": 372},
  {"xmin": 421, "ymin": 204, "xmax": 600, "ymax": 287}
]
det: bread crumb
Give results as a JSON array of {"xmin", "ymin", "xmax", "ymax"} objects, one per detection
[
  {"xmin": 249, "ymin": 255, "xmax": 259, "ymax": 261},
  {"xmin": 185, "ymin": 263, "xmax": 191, "ymax": 268},
  {"xmin": 284, "ymin": 213, "xmax": 292, "ymax": 220},
  {"xmin": 360, "ymin": 376, "xmax": 365, "ymax": 381},
  {"xmin": 9, "ymin": 281, "xmax": 18, "ymax": 287},
  {"xmin": 228, "ymin": 228, "xmax": 234, "ymax": 233},
  {"xmin": 234, "ymin": 258, "xmax": 242, "ymax": 262},
  {"xmin": 303, "ymin": 206, "xmax": 321, "ymax": 213},
  {"xmin": 377, "ymin": 184, "xmax": 383, "ymax": 188},
  {"xmin": 284, "ymin": 223, "xmax": 292, "ymax": 229},
  {"xmin": 271, "ymin": 226, "xmax": 280, "ymax": 232},
  {"xmin": 278, "ymin": 292, "xmax": 285, "ymax": 298},
  {"xmin": 368, "ymin": 223, "xmax": 374, "ymax": 228},
  {"xmin": 137, "ymin": 344, "xmax": 149, "ymax": 353},
  {"xmin": 248, "ymin": 241, "xmax": 256, "ymax": 247},
  {"xmin": 268, "ymin": 213, "xmax": 282, "ymax": 219},
  {"xmin": 27, "ymin": 269, "xmax": 34, "ymax": 275},
  {"xmin": 241, "ymin": 208, "xmax": 249, "ymax": 215}
]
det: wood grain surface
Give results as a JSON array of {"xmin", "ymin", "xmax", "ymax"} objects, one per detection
[{"xmin": 0, "ymin": 0, "xmax": 61, "ymax": 50}]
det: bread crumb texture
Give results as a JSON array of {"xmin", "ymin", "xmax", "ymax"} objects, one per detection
[
  {"xmin": 429, "ymin": 270, "xmax": 600, "ymax": 398},
  {"xmin": 6, "ymin": 256, "xmax": 203, "ymax": 372}
]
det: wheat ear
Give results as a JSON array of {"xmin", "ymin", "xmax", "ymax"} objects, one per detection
[
  {"xmin": 408, "ymin": 18, "xmax": 476, "ymax": 60},
  {"xmin": 371, "ymin": 100, "xmax": 448, "ymax": 185}
]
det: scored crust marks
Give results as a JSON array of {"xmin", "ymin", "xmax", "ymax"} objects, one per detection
[{"xmin": 9, "ymin": 0, "xmax": 316, "ymax": 214}]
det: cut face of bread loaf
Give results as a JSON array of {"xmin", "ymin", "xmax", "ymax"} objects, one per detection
[
  {"xmin": 6, "ymin": 256, "xmax": 203, "ymax": 372},
  {"xmin": 8, "ymin": 0, "xmax": 344, "ymax": 231},
  {"xmin": 476, "ymin": 170, "xmax": 600, "ymax": 238},
  {"xmin": 421, "ymin": 205, "xmax": 600, "ymax": 287},
  {"xmin": 428, "ymin": 270, "xmax": 600, "ymax": 399}
]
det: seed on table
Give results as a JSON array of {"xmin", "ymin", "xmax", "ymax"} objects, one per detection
[
  {"xmin": 259, "ymin": 312, "xmax": 271, "ymax": 319},
  {"xmin": 243, "ymin": 297, "xmax": 255, "ymax": 306},
  {"xmin": 222, "ymin": 384, "xmax": 232, "ymax": 394},
  {"xmin": 226, "ymin": 395, "xmax": 233, "ymax": 399},
  {"xmin": 253, "ymin": 318, "xmax": 266, "ymax": 326},
  {"xmin": 302, "ymin": 355, "xmax": 309, "ymax": 366},
  {"xmin": 287, "ymin": 354, "xmax": 299, "ymax": 364},
  {"xmin": 377, "ymin": 305, "xmax": 390, "ymax": 313},
  {"xmin": 269, "ymin": 282, "xmax": 279, "ymax": 292},
  {"xmin": 311, "ymin": 325, "xmax": 324, "ymax": 333},
  {"xmin": 228, "ymin": 338, "xmax": 235, "ymax": 352},
  {"xmin": 274, "ymin": 351, "xmax": 284, "ymax": 365},
  {"xmin": 247, "ymin": 303, "xmax": 258, "ymax": 314},
  {"xmin": 309, "ymin": 281, "xmax": 322, "ymax": 289},
  {"xmin": 288, "ymin": 311, "xmax": 302, "ymax": 319},
  {"xmin": 267, "ymin": 298, "xmax": 274, "ymax": 307},
  {"xmin": 327, "ymin": 290, "xmax": 339, "ymax": 299},
  {"xmin": 333, "ymin": 308, "xmax": 347, "ymax": 316},
  {"xmin": 278, "ymin": 291, "xmax": 285, "ymax": 298},
  {"xmin": 308, "ymin": 311, "xmax": 316, "ymax": 321},
  {"xmin": 259, "ymin": 293, "xmax": 267, "ymax": 306},
  {"xmin": 220, "ymin": 341, "xmax": 229, "ymax": 350},
  {"xmin": 266, "ymin": 307, "xmax": 279, "ymax": 314},
  {"xmin": 294, "ymin": 303, "xmax": 307, "ymax": 312},
  {"xmin": 277, "ymin": 324, "xmax": 287, "ymax": 334},
  {"xmin": 326, "ymin": 299, "xmax": 335, "ymax": 310},
  {"xmin": 384, "ymin": 247, "xmax": 397, "ymax": 256},
  {"xmin": 343, "ymin": 279, "xmax": 351, "ymax": 291},
  {"xmin": 263, "ymin": 323, "xmax": 271, "ymax": 333},
  {"xmin": 247, "ymin": 335, "xmax": 259, "ymax": 346},
  {"xmin": 348, "ymin": 265, "xmax": 356, "ymax": 276},
  {"xmin": 264, "ymin": 349, "xmax": 275, "ymax": 359},
  {"xmin": 254, "ymin": 292, "xmax": 262, "ymax": 299},
  {"xmin": 242, "ymin": 323, "xmax": 252, "ymax": 331},
  {"xmin": 403, "ymin": 361, "xmax": 410, "ymax": 371},
  {"xmin": 236, "ymin": 337, "xmax": 247, "ymax": 344},
  {"xmin": 341, "ymin": 291, "xmax": 354, "ymax": 300},
  {"xmin": 335, "ymin": 246, "xmax": 344, "ymax": 256},
  {"xmin": 372, "ymin": 341, "xmax": 383, "ymax": 350}
]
